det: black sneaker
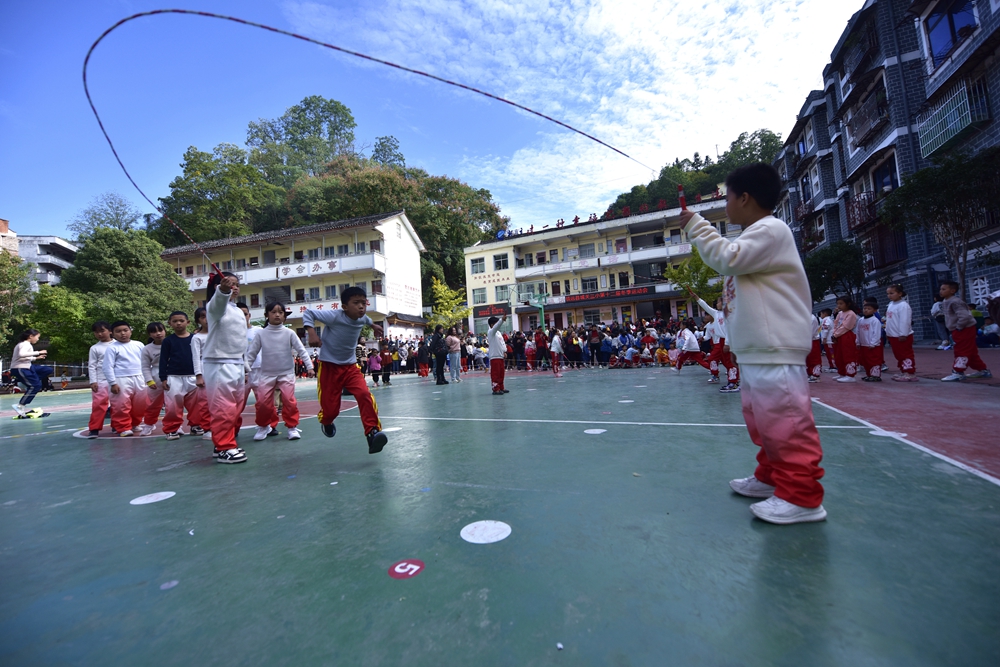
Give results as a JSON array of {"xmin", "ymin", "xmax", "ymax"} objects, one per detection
[
  {"xmin": 190, "ymin": 426, "xmax": 205, "ymax": 436},
  {"xmin": 502, "ymin": 390, "xmax": 510, "ymax": 393},
  {"xmin": 266, "ymin": 427, "xmax": 280, "ymax": 437},
  {"xmin": 215, "ymin": 448, "xmax": 247, "ymax": 464},
  {"xmin": 436, "ymin": 380, "xmax": 449, "ymax": 385},
  {"xmin": 165, "ymin": 431, "xmax": 181, "ymax": 441},
  {"xmin": 367, "ymin": 429, "xmax": 388, "ymax": 454},
  {"xmin": 86, "ymin": 429, "xmax": 100, "ymax": 439},
  {"xmin": 492, "ymin": 391, "xmax": 503, "ymax": 395},
  {"xmin": 322, "ymin": 422, "xmax": 336, "ymax": 438}
]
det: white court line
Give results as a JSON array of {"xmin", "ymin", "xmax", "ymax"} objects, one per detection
[
  {"xmin": 0, "ymin": 428, "xmax": 79, "ymax": 441},
  {"xmin": 340, "ymin": 415, "xmax": 867, "ymax": 429},
  {"xmin": 811, "ymin": 398, "xmax": 1000, "ymax": 488}
]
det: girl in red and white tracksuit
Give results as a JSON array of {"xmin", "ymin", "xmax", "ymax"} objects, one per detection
[
  {"xmin": 856, "ymin": 306, "xmax": 884, "ymax": 381},
  {"xmin": 246, "ymin": 302, "xmax": 314, "ymax": 441},
  {"xmin": 885, "ymin": 284, "xmax": 917, "ymax": 381},
  {"xmin": 549, "ymin": 329, "xmax": 564, "ymax": 378},
  {"xmin": 806, "ymin": 314, "xmax": 823, "ymax": 381},
  {"xmin": 832, "ymin": 297, "xmax": 859, "ymax": 382},
  {"xmin": 696, "ymin": 296, "xmax": 739, "ymax": 387},
  {"xmin": 672, "ymin": 323, "xmax": 702, "ymax": 372},
  {"xmin": 202, "ymin": 274, "xmax": 250, "ymax": 464}
]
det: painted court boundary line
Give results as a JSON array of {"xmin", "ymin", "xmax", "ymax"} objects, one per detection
[
  {"xmin": 811, "ymin": 398, "xmax": 1000, "ymax": 488},
  {"xmin": 341, "ymin": 415, "xmax": 868, "ymax": 429}
]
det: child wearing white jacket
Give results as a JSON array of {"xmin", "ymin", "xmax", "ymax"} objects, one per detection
[
  {"xmin": 246, "ymin": 302, "xmax": 314, "ymax": 440},
  {"xmin": 885, "ymin": 284, "xmax": 917, "ymax": 381},
  {"xmin": 682, "ymin": 163, "xmax": 825, "ymax": 525}
]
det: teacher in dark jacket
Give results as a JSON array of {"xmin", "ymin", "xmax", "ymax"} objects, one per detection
[{"xmin": 430, "ymin": 325, "xmax": 449, "ymax": 385}]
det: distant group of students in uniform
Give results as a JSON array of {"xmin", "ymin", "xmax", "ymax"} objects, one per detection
[{"xmin": 80, "ymin": 275, "xmax": 388, "ymax": 463}]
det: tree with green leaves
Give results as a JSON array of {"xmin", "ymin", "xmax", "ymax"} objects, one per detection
[
  {"xmin": 662, "ymin": 246, "xmax": 722, "ymax": 310},
  {"xmin": 67, "ymin": 191, "xmax": 145, "ymax": 240},
  {"xmin": 879, "ymin": 146, "xmax": 1000, "ymax": 299},
  {"xmin": 59, "ymin": 228, "xmax": 193, "ymax": 328},
  {"xmin": 0, "ymin": 249, "xmax": 32, "ymax": 355},
  {"xmin": 802, "ymin": 240, "xmax": 866, "ymax": 304},
  {"xmin": 23, "ymin": 285, "xmax": 91, "ymax": 361},
  {"xmin": 150, "ymin": 144, "xmax": 286, "ymax": 246},
  {"xmin": 371, "ymin": 135, "xmax": 405, "ymax": 168},
  {"xmin": 247, "ymin": 95, "xmax": 358, "ymax": 188},
  {"xmin": 426, "ymin": 277, "xmax": 471, "ymax": 329}
]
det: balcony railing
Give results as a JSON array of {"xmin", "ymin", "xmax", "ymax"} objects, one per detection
[
  {"xmin": 861, "ymin": 225, "xmax": 908, "ymax": 272},
  {"xmin": 794, "ymin": 196, "xmax": 814, "ymax": 222},
  {"xmin": 917, "ymin": 78, "xmax": 991, "ymax": 158},
  {"xmin": 844, "ymin": 28, "xmax": 879, "ymax": 82},
  {"xmin": 848, "ymin": 89, "xmax": 889, "ymax": 148},
  {"xmin": 846, "ymin": 191, "xmax": 878, "ymax": 231}
]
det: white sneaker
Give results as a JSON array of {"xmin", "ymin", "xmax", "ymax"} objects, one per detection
[
  {"xmin": 287, "ymin": 427, "xmax": 302, "ymax": 440},
  {"xmin": 670, "ymin": 367, "xmax": 680, "ymax": 375},
  {"xmin": 807, "ymin": 376, "xmax": 819, "ymax": 383},
  {"xmin": 202, "ymin": 430, "xmax": 213, "ymax": 440},
  {"xmin": 936, "ymin": 344, "xmax": 947, "ymax": 350},
  {"xmin": 729, "ymin": 475, "xmax": 776, "ymax": 498},
  {"xmin": 749, "ymin": 496, "xmax": 827, "ymax": 524},
  {"xmin": 941, "ymin": 372, "xmax": 965, "ymax": 382},
  {"xmin": 13, "ymin": 404, "xmax": 26, "ymax": 417},
  {"xmin": 253, "ymin": 425, "xmax": 272, "ymax": 441},
  {"xmin": 965, "ymin": 370, "xmax": 987, "ymax": 378},
  {"xmin": 138, "ymin": 424, "xmax": 154, "ymax": 436},
  {"xmin": 836, "ymin": 376, "xmax": 856, "ymax": 383},
  {"xmin": 119, "ymin": 430, "xmax": 134, "ymax": 437}
]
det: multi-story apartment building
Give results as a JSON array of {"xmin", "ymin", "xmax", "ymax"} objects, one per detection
[
  {"xmin": 17, "ymin": 235, "xmax": 78, "ymax": 291},
  {"xmin": 160, "ymin": 211, "xmax": 427, "ymax": 338},
  {"xmin": 0, "ymin": 219, "xmax": 18, "ymax": 255},
  {"xmin": 777, "ymin": 0, "xmax": 1000, "ymax": 336},
  {"xmin": 463, "ymin": 198, "xmax": 730, "ymax": 334}
]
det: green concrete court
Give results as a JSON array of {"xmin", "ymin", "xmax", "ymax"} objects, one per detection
[{"xmin": 1, "ymin": 368, "xmax": 998, "ymax": 666}]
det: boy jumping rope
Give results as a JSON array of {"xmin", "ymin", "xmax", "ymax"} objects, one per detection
[
  {"xmin": 682, "ymin": 163, "xmax": 826, "ymax": 525},
  {"xmin": 303, "ymin": 287, "xmax": 388, "ymax": 454}
]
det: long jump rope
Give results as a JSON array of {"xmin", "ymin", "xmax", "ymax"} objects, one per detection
[{"xmin": 83, "ymin": 8, "xmax": 688, "ymax": 282}]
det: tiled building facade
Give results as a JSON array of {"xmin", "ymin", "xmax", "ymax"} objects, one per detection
[{"xmin": 776, "ymin": 0, "xmax": 1000, "ymax": 338}]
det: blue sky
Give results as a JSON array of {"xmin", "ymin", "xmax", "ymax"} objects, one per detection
[{"xmin": 0, "ymin": 0, "xmax": 858, "ymax": 237}]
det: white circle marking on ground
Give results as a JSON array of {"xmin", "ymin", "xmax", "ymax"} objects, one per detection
[
  {"xmin": 584, "ymin": 429, "xmax": 607, "ymax": 435},
  {"xmin": 526, "ymin": 388, "xmax": 537, "ymax": 391},
  {"xmin": 129, "ymin": 492, "xmax": 175, "ymax": 505},
  {"xmin": 432, "ymin": 391, "xmax": 442, "ymax": 394},
  {"xmin": 160, "ymin": 580, "xmax": 179, "ymax": 590},
  {"xmin": 618, "ymin": 400, "xmax": 634, "ymax": 403},
  {"xmin": 460, "ymin": 520, "xmax": 512, "ymax": 544},
  {"xmin": 634, "ymin": 385, "xmax": 647, "ymax": 387}
]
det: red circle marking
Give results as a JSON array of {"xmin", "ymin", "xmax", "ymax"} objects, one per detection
[{"xmin": 388, "ymin": 559, "xmax": 425, "ymax": 579}]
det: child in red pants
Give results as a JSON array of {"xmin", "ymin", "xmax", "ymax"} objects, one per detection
[
  {"xmin": 832, "ymin": 297, "xmax": 859, "ymax": 383},
  {"xmin": 684, "ymin": 163, "xmax": 825, "ymax": 525},
  {"xmin": 103, "ymin": 321, "xmax": 148, "ymax": 437},
  {"xmin": 885, "ymin": 284, "xmax": 917, "ymax": 381},
  {"xmin": 857, "ymin": 303, "xmax": 884, "ymax": 382},
  {"xmin": 940, "ymin": 281, "xmax": 992, "ymax": 381},
  {"xmin": 85, "ymin": 321, "xmax": 113, "ymax": 438},
  {"xmin": 304, "ymin": 287, "xmax": 388, "ymax": 454}
]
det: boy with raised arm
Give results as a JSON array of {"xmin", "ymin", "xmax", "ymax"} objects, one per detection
[
  {"xmin": 303, "ymin": 287, "xmax": 388, "ymax": 454},
  {"xmin": 681, "ymin": 163, "xmax": 826, "ymax": 525}
]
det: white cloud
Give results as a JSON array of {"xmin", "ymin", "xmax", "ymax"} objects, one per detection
[{"xmin": 283, "ymin": 0, "xmax": 858, "ymax": 227}]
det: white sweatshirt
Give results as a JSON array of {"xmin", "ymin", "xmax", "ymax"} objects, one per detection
[
  {"xmin": 885, "ymin": 300, "xmax": 913, "ymax": 337},
  {"xmin": 679, "ymin": 329, "xmax": 701, "ymax": 351},
  {"xmin": 103, "ymin": 340, "xmax": 145, "ymax": 384},
  {"xmin": 88, "ymin": 340, "xmax": 112, "ymax": 384},
  {"xmin": 246, "ymin": 326, "xmax": 262, "ymax": 369},
  {"xmin": 550, "ymin": 334, "xmax": 564, "ymax": 355},
  {"xmin": 246, "ymin": 324, "xmax": 314, "ymax": 376},
  {"xmin": 820, "ymin": 316, "xmax": 834, "ymax": 344},
  {"xmin": 685, "ymin": 213, "xmax": 812, "ymax": 365},
  {"xmin": 487, "ymin": 320, "xmax": 506, "ymax": 359},
  {"xmin": 697, "ymin": 298, "xmax": 728, "ymax": 340},
  {"xmin": 204, "ymin": 286, "xmax": 248, "ymax": 362},
  {"xmin": 811, "ymin": 315, "xmax": 821, "ymax": 341},
  {"xmin": 11, "ymin": 341, "xmax": 43, "ymax": 370},
  {"xmin": 141, "ymin": 342, "xmax": 161, "ymax": 384},
  {"xmin": 857, "ymin": 315, "xmax": 882, "ymax": 348},
  {"xmin": 192, "ymin": 332, "xmax": 207, "ymax": 376}
]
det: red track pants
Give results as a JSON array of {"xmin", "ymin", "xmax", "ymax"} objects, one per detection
[
  {"xmin": 143, "ymin": 383, "xmax": 164, "ymax": 426},
  {"xmin": 89, "ymin": 383, "xmax": 109, "ymax": 432},
  {"xmin": 952, "ymin": 326, "xmax": 987, "ymax": 373},
  {"xmin": 317, "ymin": 361, "xmax": 381, "ymax": 434},
  {"xmin": 675, "ymin": 350, "xmax": 702, "ymax": 370},
  {"xmin": 490, "ymin": 358, "xmax": 505, "ymax": 392},
  {"xmin": 833, "ymin": 332, "xmax": 858, "ymax": 377},
  {"xmin": 109, "ymin": 376, "xmax": 147, "ymax": 433},
  {"xmin": 806, "ymin": 340, "xmax": 823, "ymax": 378},
  {"xmin": 255, "ymin": 373, "xmax": 299, "ymax": 428},
  {"xmin": 858, "ymin": 346, "xmax": 884, "ymax": 378},
  {"xmin": 701, "ymin": 341, "xmax": 723, "ymax": 377},
  {"xmin": 887, "ymin": 335, "xmax": 915, "ymax": 374},
  {"xmin": 742, "ymin": 364, "xmax": 825, "ymax": 508}
]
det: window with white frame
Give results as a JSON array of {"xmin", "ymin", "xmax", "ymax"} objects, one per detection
[
  {"xmin": 337, "ymin": 244, "xmax": 349, "ymax": 256},
  {"xmin": 806, "ymin": 121, "xmax": 815, "ymax": 150},
  {"xmin": 811, "ymin": 166, "xmax": 821, "ymax": 201},
  {"xmin": 355, "ymin": 242, "xmax": 366, "ymax": 254},
  {"xmin": 493, "ymin": 254, "xmax": 509, "ymax": 271},
  {"xmin": 308, "ymin": 248, "xmax": 320, "ymax": 260},
  {"xmin": 325, "ymin": 285, "xmax": 337, "ymax": 299},
  {"xmin": 470, "ymin": 257, "xmax": 485, "ymax": 274},
  {"xmin": 924, "ymin": 0, "xmax": 978, "ymax": 68},
  {"xmin": 355, "ymin": 281, "xmax": 367, "ymax": 294},
  {"xmin": 578, "ymin": 243, "xmax": 596, "ymax": 258},
  {"xmin": 581, "ymin": 277, "xmax": 598, "ymax": 293},
  {"xmin": 472, "ymin": 288, "xmax": 486, "ymax": 305},
  {"xmin": 495, "ymin": 284, "xmax": 509, "ymax": 302},
  {"xmin": 814, "ymin": 214, "xmax": 826, "ymax": 244},
  {"xmin": 309, "ymin": 287, "xmax": 320, "ymax": 300}
]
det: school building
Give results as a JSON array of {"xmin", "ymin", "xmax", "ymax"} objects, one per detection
[
  {"xmin": 160, "ymin": 211, "xmax": 427, "ymax": 338},
  {"xmin": 462, "ymin": 198, "xmax": 732, "ymax": 335}
]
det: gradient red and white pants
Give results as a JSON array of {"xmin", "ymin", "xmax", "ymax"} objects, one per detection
[
  {"xmin": 255, "ymin": 373, "xmax": 299, "ymax": 429},
  {"xmin": 824, "ymin": 343, "xmax": 836, "ymax": 369},
  {"xmin": 143, "ymin": 382, "xmax": 164, "ymax": 427},
  {"xmin": 952, "ymin": 326, "xmax": 987, "ymax": 373},
  {"xmin": 109, "ymin": 375, "xmax": 148, "ymax": 433},
  {"xmin": 317, "ymin": 361, "xmax": 381, "ymax": 434},
  {"xmin": 89, "ymin": 382, "xmax": 109, "ymax": 432},
  {"xmin": 858, "ymin": 346, "xmax": 884, "ymax": 378},
  {"xmin": 741, "ymin": 364, "xmax": 824, "ymax": 508},
  {"xmin": 162, "ymin": 375, "xmax": 204, "ymax": 434},
  {"xmin": 204, "ymin": 361, "xmax": 245, "ymax": 452},
  {"xmin": 833, "ymin": 331, "xmax": 858, "ymax": 377},
  {"xmin": 490, "ymin": 358, "xmax": 505, "ymax": 392},
  {"xmin": 701, "ymin": 341, "xmax": 724, "ymax": 377},
  {"xmin": 806, "ymin": 340, "xmax": 823, "ymax": 378},
  {"xmin": 887, "ymin": 335, "xmax": 915, "ymax": 375}
]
